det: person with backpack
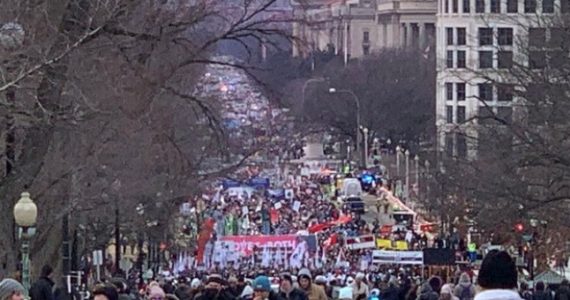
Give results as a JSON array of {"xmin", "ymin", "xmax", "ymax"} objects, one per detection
[{"xmin": 453, "ymin": 273, "xmax": 475, "ymax": 300}]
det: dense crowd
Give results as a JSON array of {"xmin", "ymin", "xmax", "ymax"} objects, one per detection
[{"xmin": 2, "ymin": 250, "xmax": 565, "ymax": 300}]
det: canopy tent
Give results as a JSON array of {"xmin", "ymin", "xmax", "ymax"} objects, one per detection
[{"xmin": 534, "ymin": 270, "xmax": 567, "ymax": 285}]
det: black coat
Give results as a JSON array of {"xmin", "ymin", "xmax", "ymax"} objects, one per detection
[
  {"xmin": 278, "ymin": 288, "xmax": 308, "ymax": 300},
  {"xmin": 30, "ymin": 277, "xmax": 55, "ymax": 300}
]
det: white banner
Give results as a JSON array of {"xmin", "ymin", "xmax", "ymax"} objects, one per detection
[
  {"xmin": 345, "ymin": 235, "xmax": 376, "ymax": 250},
  {"xmin": 372, "ymin": 250, "xmax": 424, "ymax": 265}
]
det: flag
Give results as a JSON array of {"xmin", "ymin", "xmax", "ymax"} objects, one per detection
[
  {"xmin": 336, "ymin": 248, "xmax": 346, "ymax": 267},
  {"xmin": 323, "ymin": 233, "xmax": 338, "ymax": 249},
  {"xmin": 196, "ymin": 218, "xmax": 215, "ymax": 263},
  {"xmin": 262, "ymin": 245, "xmax": 271, "ymax": 267},
  {"xmin": 345, "ymin": 235, "xmax": 376, "ymax": 250},
  {"xmin": 308, "ymin": 223, "xmax": 333, "ymax": 233}
]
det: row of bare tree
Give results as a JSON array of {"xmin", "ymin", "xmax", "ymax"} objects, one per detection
[{"xmin": 0, "ymin": 0, "xmax": 296, "ymax": 278}]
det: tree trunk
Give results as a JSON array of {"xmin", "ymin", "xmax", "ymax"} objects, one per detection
[{"xmin": 0, "ymin": 0, "xmax": 92, "ymax": 279}]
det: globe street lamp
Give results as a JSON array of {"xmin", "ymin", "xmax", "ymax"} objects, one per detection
[{"xmin": 14, "ymin": 192, "xmax": 38, "ymax": 295}]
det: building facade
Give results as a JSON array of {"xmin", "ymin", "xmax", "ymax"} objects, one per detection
[
  {"xmin": 291, "ymin": 0, "xmax": 437, "ymax": 59},
  {"xmin": 435, "ymin": 0, "xmax": 563, "ymax": 158}
]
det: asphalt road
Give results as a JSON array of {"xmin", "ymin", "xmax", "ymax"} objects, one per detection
[{"xmin": 361, "ymin": 193, "xmax": 393, "ymax": 225}]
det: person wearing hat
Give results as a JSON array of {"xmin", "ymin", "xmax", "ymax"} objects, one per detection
[
  {"xmin": 194, "ymin": 274, "xmax": 234, "ymax": 300},
  {"xmin": 351, "ymin": 273, "xmax": 369, "ymax": 300},
  {"xmin": 0, "ymin": 279, "xmax": 25, "ymax": 300},
  {"xmin": 297, "ymin": 268, "xmax": 327, "ymax": 300},
  {"xmin": 278, "ymin": 274, "xmax": 307, "ymax": 300},
  {"xmin": 252, "ymin": 275, "xmax": 284, "ymax": 300},
  {"xmin": 148, "ymin": 286, "xmax": 166, "ymax": 300},
  {"xmin": 474, "ymin": 251, "xmax": 521, "ymax": 300}
]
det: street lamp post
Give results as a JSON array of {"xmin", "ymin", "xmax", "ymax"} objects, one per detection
[
  {"xmin": 405, "ymin": 150, "xmax": 410, "ymax": 201},
  {"xmin": 362, "ymin": 127, "xmax": 369, "ymax": 168},
  {"xmin": 14, "ymin": 192, "xmax": 38, "ymax": 296},
  {"xmin": 396, "ymin": 145, "xmax": 401, "ymax": 177},
  {"xmin": 328, "ymin": 88, "xmax": 362, "ymax": 168},
  {"xmin": 301, "ymin": 78, "xmax": 327, "ymax": 120},
  {"xmin": 415, "ymin": 155, "xmax": 420, "ymax": 193}
]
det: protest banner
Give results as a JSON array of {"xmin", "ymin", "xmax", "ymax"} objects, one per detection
[{"xmin": 372, "ymin": 250, "xmax": 424, "ymax": 265}]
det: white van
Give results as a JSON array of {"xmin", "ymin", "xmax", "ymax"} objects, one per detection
[{"xmin": 340, "ymin": 178, "xmax": 363, "ymax": 198}]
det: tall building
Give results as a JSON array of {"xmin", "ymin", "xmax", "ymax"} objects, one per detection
[
  {"xmin": 291, "ymin": 0, "xmax": 437, "ymax": 59},
  {"xmin": 434, "ymin": 0, "xmax": 561, "ymax": 158}
]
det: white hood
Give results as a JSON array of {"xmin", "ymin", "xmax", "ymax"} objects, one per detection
[{"xmin": 475, "ymin": 289, "xmax": 522, "ymax": 300}]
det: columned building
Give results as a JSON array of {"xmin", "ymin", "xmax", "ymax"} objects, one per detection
[{"xmin": 291, "ymin": 0, "xmax": 437, "ymax": 58}]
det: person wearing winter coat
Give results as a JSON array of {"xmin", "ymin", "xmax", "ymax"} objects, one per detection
[
  {"xmin": 297, "ymin": 269, "xmax": 327, "ymax": 300},
  {"xmin": 252, "ymin": 276, "xmax": 285, "ymax": 300},
  {"xmin": 418, "ymin": 282, "xmax": 439, "ymax": 300},
  {"xmin": 0, "ymin": 279, "xmax": 26, "ymax": 300},
  {"xmin": 555, "ymin": 280, "xmax": 570, "ymax": 300},
  {"xmin": 30, "ymin": 265, "xmax": 55, "ymax": 300},
  {"xmin": 278, "ymin": 274, "xmax": 308, "ymax": 300},
  {"xmin": 454, "ymin": 273, "xmax": 476, "ymax": 300},
  {"xmin": 533, "ymin": 282, "xmax": 553, "ymax": 300},
  {"xmin": 352, "ymin": 273, "xmax": 370, "ymax": 300}
]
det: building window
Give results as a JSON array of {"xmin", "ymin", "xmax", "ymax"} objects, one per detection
[
  {"xmin": 478, "ymin": 83, "xmax": 493, "ymax": 101},
  {"xmin": 549, "ymin": 28, "xmax": 565, "ymax": 48},
  {"xmin": 562, "ymin": 0, "xmax": 570, "ymax": 13},
  {"xmin": 445, "ymin": 0, "xmax": 450, "ymax": 12},
  {"xmin": 457, "ymin": 83, "xmax": 466, "ymax": 100},
  {"xmin": 479, "ymin": 51, "xmax": 493, "ymax": 68},
  {"xmin": 476, "ymin": 0, "xmax": 485, "ymax": 12},
  {"xmin": 549, "ymin": 50, "xmax": 566, "ymax": 67},
  {"xmin": 446, "ymin": 27, "xmax": 454, "ymax": 45},
  {"xmin": 447, "ymin": 51, "xmax": 454, "ymax": 68},
  {"xmin": 497, "ymin": 84, "xmax": 514, "ymax": 101},
  {"xmin": 529, "ymin": 51, "xmax": 546, "ymax": 68},
  {"xmin": 457, "ymin": 50, "xmax": 466, "ymax": 68},
  {"xmin": 447, "ymin": 106, "xmax": 454, "ymax": 123},
  {"xmin": 478, "ymin": 106, "xmax": 495, "ymax": 125},
  {"xmin": 491, "ymin": 0, "xmax": 501, "ymax": 12},
  {"xmin": 498, "ymin": 28, "xmax": 513, "ymax": 45},
  {"xmin": 457, "ymin": 106, "xmax": 466, "ymax": 123},
  {"xmin": 463, "ymin": 0, "xmax": 471, "ymax": 12},
  {"xmin": 453, "ymin": 0, "xmax": 459, "ymax": 12},
  {"xmin": 525, "ymin": 0, "xmax": 536, "ymax": 13},
  {"xmin": 479, "ymin": 28, "xmax": 493, "ymax": 46},
  {"xmin": 497, "ymin": 107, "xmax": 513, "ymax": 124},
  {"xmin": 363, "ymin": 31, "xmax": 370, "ymax": 43},
  {"xmin": 457, "ymin": 28, "xmax": 466, "ymax": 45},
  {"xmin": 507, "ymin": 0, "xmax": 518, "ymax": 12},
  {"xmin": 446, "ymin": 83, "xmax": 454, "ymax": 100},
  {"xmin": 498, "ymin": 51, "xmax": 513, "ymax": 68},
  {"xmin": 363, "ymin": 45, "xmax": 370, "ymax": 55},
  {"xmin": 529, "ymin": 28, "xmax": 546, "ymax": 47},
  {"xmin": 457, "ymin": 134, "xmax": 467, "ymax": 158},
  {"xmin": 542, "ymin": 0, "xmax": 554, "ymax": 12}
]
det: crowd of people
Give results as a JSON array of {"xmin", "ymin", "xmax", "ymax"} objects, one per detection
[{"xmin": 1, "ymin": 250, "xmax": 565, "ymax": 300}]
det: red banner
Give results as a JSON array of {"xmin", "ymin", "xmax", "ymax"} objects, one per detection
[{"xmin": 196, "ymin": 218, "xmax": 215, "ymax": 263}]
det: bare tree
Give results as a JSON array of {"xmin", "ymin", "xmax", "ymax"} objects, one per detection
[
  {"xmin": 433, "ymin": 12, "xmax": 570, "ymax": 266},
  {"xmin": 0, "ymin": 0, "xmax": 297, "ymax": 277}
]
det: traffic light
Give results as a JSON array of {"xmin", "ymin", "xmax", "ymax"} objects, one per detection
[{"xmin": 515, "ymin": 223, "xmax": 524, "ymax": 232}]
